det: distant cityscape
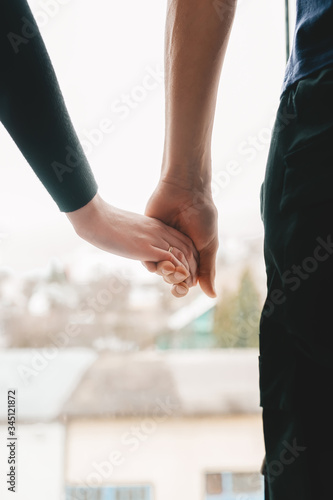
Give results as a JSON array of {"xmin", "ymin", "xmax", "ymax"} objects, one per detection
[{"xmin": 0, "ymin": 234, "xmax": 265, "ymax": 351}]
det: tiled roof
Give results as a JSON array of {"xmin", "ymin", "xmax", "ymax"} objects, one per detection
[{"xmin": 62, "ymin": 349, "xmax": 260, "ymax": 418}]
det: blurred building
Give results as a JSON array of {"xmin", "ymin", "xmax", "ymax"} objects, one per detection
[
  {"xmin": 0, "ymin": 348, "xmax": 97, "ymax": 500},
  {"xmin": 0, "ymin": 348, "xmax": 264, "ymax": 500},
  {"xmin": 0, "ymin": 234, "xmax": 266, "ymax": 351}
]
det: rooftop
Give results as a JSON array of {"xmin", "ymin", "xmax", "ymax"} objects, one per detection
[
  {"xmin": 63, "ymin": 348, "xmax": 260, "ymax": 418},
  {"xmin": 0, "ymin": 348, "xmax": 260, "ymax": 423}
]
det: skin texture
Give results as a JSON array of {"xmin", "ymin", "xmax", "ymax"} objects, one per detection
[
  {"xmin": 143, "ymin": 0, "xmax": 237, "ymax": 297},
  {"xmin": 68, "ymin": 0, "xmax": 237, "ymax": 298},
  {"xmin": 66, "ymin": 193, "xmax": 199, "ymax": 296},
  {"xmin": 144, "ymin": 179, "xmax": 218, "ymax": 297},
  {"xmin": 1, "ymin": 1, "xmax": 236, "ymax": 298}
]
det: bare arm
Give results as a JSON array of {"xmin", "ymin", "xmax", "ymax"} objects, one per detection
[
  {"xmin": 162, "ymin": 0, "xmax": 237, "ymax": 185},
  {"xmin": 145, "ymin": 0, "xmax": 237, "ymax": 297}
]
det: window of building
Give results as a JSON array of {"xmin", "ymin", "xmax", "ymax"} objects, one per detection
[
  {"xmin": 65, "ymin": 485, "xmax": 152, "ymax": 500},
  {"xmin": 205, "ymin": 472, "xmax": 264, "ymax": 499}
]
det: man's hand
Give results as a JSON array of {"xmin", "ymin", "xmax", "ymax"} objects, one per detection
[
  {"xmin": 142, "ymin": 0, "xmax": 236, "ymax": 297},
  {"xmin": 144, "ymin": 177, "xmax": 219, "ymax": 298}
]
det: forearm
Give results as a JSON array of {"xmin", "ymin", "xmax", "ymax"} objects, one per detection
[
  {"xmin": 162, "ymin": 0, "xmax": 237, "ymax": 189},
  {"xmin": 0, "ymin": 0, "xmax": 98, "ymax": 212}
]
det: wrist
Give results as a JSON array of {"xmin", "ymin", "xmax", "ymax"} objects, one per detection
[
  {"xmin": 160, "ymin": 157, "xmax": 212, "ymax": 193},
  {"xmin": 65, "ymin": 192, "xmax": 105, "ymax": 239},
  {"xmin": 161, "ymin": 137, "xmax": 212, "ymax": 189}
]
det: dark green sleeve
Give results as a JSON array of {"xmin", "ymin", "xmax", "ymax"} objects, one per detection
[{"xmin": 0, "ymin": 0, "xmax": 98, "ymax": 212}]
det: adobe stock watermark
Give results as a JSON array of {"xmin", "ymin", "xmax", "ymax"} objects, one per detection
[
  {"xmin": 211, "ymin": 104, "xmax": 296, "ymax": 199},
  {"xmin": 213, "ymin": 0, "xmax": 243, "ymax": 22},
  {"xmin": 16, "ymin": 268, "xmax": 131, "ymax": 386},
  {"xmin": 231, "ymin": 473, "xmax": 264, "ymax": 500},
  {"xmin": 222, "ymin": 309, "xmax": 260, "ymax": 347},
  {"xmin": 264, "ymin": 438, "xmax": 306, "ymax": 484},
  {"xmin": 79, "ymin": 64, "xmax": 163, "ymax": 158},
  {"xmin": 67, "ymin": 395, "xmax": 180, "ymax": 495},
  {"xmin": 262, "ymin": 234, "xmax": 333, "ymax": 318},
  {"xmin": 7, "ymin": 0, "xmax": 73, "ymax": 54},
  {"xmin": 51, "ymin": 63, "xmax": 163, "ymax": 182}
]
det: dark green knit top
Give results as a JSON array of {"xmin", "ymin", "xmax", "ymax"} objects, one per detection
[{"xmin": 0, "ymin": 0, "xmax": 98, "ymax": 212}]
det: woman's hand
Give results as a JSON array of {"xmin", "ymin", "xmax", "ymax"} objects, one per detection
[{"xmin": 66, "ymin": 193, "xmax": 198, "ymax": 296}]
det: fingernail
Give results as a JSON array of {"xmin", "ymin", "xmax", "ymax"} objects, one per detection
[
  {"xmin": 161, "ymin": 268, "xmax": 172, "ymax": 275},
  {"xmin": 174, "ymin": 272, "xmax": 187, "ymax": 281},
  {"xmin": 175, "ymin": 285, "xmax": 187, "ymax": 295}
]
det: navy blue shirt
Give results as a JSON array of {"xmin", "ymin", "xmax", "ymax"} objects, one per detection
[{"xmin": 282, "ymin": 0, "xmax": 333, "ymax": 93}]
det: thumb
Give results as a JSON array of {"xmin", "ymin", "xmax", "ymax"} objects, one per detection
[{"xmin": 198, "ymin": 245, "xmax": 218, "ymax": 298}]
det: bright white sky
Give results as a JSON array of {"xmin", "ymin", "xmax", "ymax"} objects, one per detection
[{"xmin": 0, "ymin": 0, "xmax": 296, "ymax": 276}]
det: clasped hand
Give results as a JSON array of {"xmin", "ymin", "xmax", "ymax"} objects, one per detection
[{"xmin": 67, "ymin": 182, "xmax": 218, "ymax": 298}]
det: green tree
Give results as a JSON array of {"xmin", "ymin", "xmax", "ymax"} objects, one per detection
[{"xmin": 213, "ymin": 267, "xmax": 261, "ymax": 348}]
